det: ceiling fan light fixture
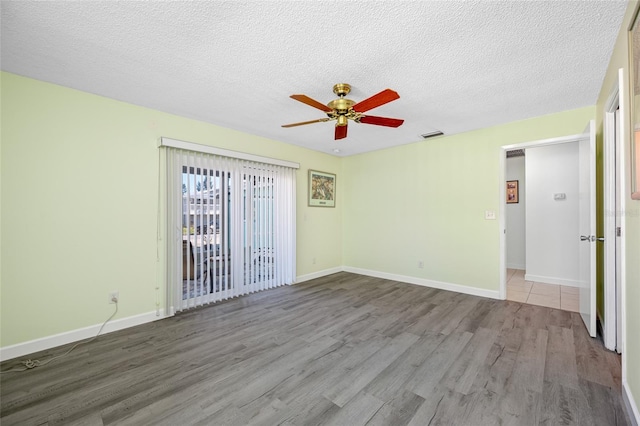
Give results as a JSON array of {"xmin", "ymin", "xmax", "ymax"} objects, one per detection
[{"xmin": 336, "ymin": 115, "xmax": 348, "ymax": 127}]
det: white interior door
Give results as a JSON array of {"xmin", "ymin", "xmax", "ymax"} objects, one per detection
[{"xmin": 578, "ymin": 120, "xmax": 597, "ymax": 337}]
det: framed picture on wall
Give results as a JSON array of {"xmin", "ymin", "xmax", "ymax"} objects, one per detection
[
  {"xmin": 506, "ymin": 180, "xmax": 519, "ymax": 204},
  {"xmin": 308, "ymin": 170, "xmax": 336, "ymax": 207}
]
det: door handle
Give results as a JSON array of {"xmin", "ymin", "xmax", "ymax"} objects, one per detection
[{"xmin": 596, "ymin": 237, "xmax": 605, "ymax": 242}]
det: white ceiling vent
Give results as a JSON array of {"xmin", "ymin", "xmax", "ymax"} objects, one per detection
[{"xmin": 420, "ymin": 131, "xmax": 444, "ymax": 139}]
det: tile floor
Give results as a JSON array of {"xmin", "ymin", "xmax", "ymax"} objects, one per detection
[{"xmin": 506, "ymin": 269, "xmax": 580, "ymax": 312}]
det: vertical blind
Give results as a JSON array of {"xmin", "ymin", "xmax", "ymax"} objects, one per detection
[{"xmin": 163, "ymin": 143, "xmax": 296, "ymax": 314}]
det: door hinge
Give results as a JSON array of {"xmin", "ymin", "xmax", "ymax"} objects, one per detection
[{"xmin": 616, "ymin": 227, "xmax": 622, "ymax": 237}]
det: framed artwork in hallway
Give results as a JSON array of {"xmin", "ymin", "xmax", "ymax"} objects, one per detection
[{"xmin": 507, "ymin": 180, "xmax": 519, "ymax": 204}]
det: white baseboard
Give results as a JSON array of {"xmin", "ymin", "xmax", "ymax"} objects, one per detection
[
  {"xmin": 0, "ymin": 266, "xmax": 503, "ymax": 362},
  {"xmin": 506, "ymin": 263, "xmax": 525, "ymax": 270},
  {"xmin": 624, "ymin": 380, "xmax": 640, "ymax": 426},
  {"xmin": 295, "ymin": 266, "xmax": 344, "ymax": 284},
  {"xmin": 0, "ymin": 309, "xmax": 167, "ymax": 362},
  {"xmin": 524, "ymin": 273, "xmax": 580, "ymax": 288},
  {"xmin": 343, "ymin": 267, "xmax": 500, "ymax": 300}
]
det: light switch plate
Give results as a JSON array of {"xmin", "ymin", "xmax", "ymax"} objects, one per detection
[
  {"xmin": 485, "ymin": 210, "xmax": 496, "ymax": 220},
  {"xmin": 553, "ymin": 193, "xmax": 566, "ymax": 200}
]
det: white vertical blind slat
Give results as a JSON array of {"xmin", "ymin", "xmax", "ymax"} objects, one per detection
[
  {"xmin": 212, "ymin": 157, "xmax": 221, "ymax": 303},
  {"xmin": 249, "ymin": 169, "xmax": 254, "ymax": 292},
  {"xmin": 223, "ymin": 160, "xmax": 233, "ymax": 299},
  {"xmin": 180, "ymin": 151, "xmax": 188, "ymax": 311},
  {"xmin": 274, "ymin": 167, "xmax": 281, "ymax": 288},
  {"xmin": 186, "ymin": 151, "xmax": 194, "ymax": 310},
  {"xmin": 268, "ymin": 167, "xmax": 273, "ymax": 287},
  {"xmin": 195, "ymin": 153, "xmax": 203, "ymax": 307}
]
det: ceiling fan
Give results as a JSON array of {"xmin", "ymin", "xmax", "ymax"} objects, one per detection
[{"xmin": 282, "ymin": 83, "xmax": 404, "ymax": 140}]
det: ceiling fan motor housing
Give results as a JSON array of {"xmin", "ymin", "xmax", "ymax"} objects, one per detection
[
  {"xmin": 328, "ymin": 98, "xmax": 355, "ymax": 127},
  {"xmin": 327, "ymin": 97, "xmax": 355, "ymax": 113},
  {"xmin": 329, "ymin": 83, "xmax": 354, "ymax": 126}
]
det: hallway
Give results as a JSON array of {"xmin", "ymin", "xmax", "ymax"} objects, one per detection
[{"xmin": 506, "ymin": 269, "xmax": 580, "ymax": 312}]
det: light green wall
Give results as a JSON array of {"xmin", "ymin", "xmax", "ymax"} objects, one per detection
[
  {"xmin": 342, "ymin": 107, "xmax": 595, "ymax": 291},
  {"xmin": 0, "ymin": 72, "xmax": 342, "ymax": 347},
  {"xmin": 596, "ymin": 0, "xmax": 640, "ymax": 415}
]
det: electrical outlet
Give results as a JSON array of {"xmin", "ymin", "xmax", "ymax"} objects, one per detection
[
  {"xmin": 109, "ymin": 291, "xmax": 119, "ymax": 304},
  {"xmin": 418, "ymin": 261, "xmax": 424, "ymax": 269}
]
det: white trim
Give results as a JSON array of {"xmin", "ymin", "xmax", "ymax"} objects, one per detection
[
  {"xmin": 603, "ymin": 109, "xmax": 616, "ymax": 348},
  {"xmin": 524, "ymin": 274, "xmax": 581, "ymax": 288},
  {"xmin": 343, "ymin": 267, "xmax": 501, "ymax": 300},
  {"xmin": 158, "ymin": 137, "xmax": 300, "ymax": 169},
  {"xmin": 499, "ymin": 149, "xmax": 507, "ymax": 300},
  {"xmin": 506, "ymin": 263, "xmax": 526, "ymax": 270},
  {"xmin": 624, "ymin": 380, "xmax": 640, "ymax": 426},
  {"xmin": 0, "ymin": 264, "xmax": 508, "ymax": 363},
  {"xmin": 501, "ymin": 133, "xmax": 586, "ymax": 151},
  {"xmin": 603, "ymin": 70, "xmax": 621, "ymax": 351},
  {"xmin": 0, "ymin": 310, "xmax": 168, "ymax": 362},
  {"xmin": 295, "ymin": 267, "xmax": 344, "ymax": 284},
  {"xmin": 618, "ymin": 67, "xmax": 628, "ymax": 364},
  {"xmin": 605, "ymin": 74, "xmax": 621, "ymax": 112},
  {"xmin": 297, "ymin": 265, "xmax": 501, "ymax": 299}
]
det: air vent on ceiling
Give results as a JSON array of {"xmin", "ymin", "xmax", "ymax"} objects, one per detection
[
  {"xmin": 506, "ymin": 149, "xmax": 525, "ymax": 158},
  {"xmin": 421, "ymin": 131, "xmax": 444, "ymax": 139}
]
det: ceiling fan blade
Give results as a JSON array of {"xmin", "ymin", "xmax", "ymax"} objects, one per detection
[
  {"xmin": 290, "ymin": 94, "xmax": 333, "ymax": 113},
  {"xmin": 352, "ymin": 89, "xmax": 400, "ymax": 113},
  {"xmin": 357, "ymin": 115, "xmax": 404, "ymax": 128},
  {"xmin": 335, "ymin": 124, "xmax": 348, "ymax": 140},
  {"xmin": 282, "ymin": 118, "xmax": 331, "ymax": 128}
]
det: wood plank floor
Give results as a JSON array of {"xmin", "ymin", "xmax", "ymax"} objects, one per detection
[{"xmin": 0, "ymin": 272, "xmax": 630, "ymax": 425}]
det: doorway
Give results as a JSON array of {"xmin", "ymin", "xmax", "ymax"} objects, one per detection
[
  {"xmin": 504, "ymin": 143, "xmax": 582, "ymax": 313},
  {"xmin": 499, "ymin": 129, "xmax": 596, "ymax": 337}
]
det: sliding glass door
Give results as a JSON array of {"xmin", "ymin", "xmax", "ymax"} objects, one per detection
[{"xmin": 165, "ymin": 147, "xmax": 296, "ymax": 313}]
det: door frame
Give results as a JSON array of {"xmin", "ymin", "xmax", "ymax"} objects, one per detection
[
  {"xmin": 499, "ymin": 133, "xmax": 587, "ymax": 300},
  {"xmin": 603, "ymin": 68, "xmax": 628, "ymax": 354}
]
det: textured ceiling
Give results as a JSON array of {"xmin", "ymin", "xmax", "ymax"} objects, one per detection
[{"xmin": 0, "ymin": 1, "xmax": 628, "ymax": 157}]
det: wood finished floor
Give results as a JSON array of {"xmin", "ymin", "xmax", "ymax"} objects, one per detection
[{"xmin": 0, "ymin": 272, "xmax": 629, "ymax": 425}]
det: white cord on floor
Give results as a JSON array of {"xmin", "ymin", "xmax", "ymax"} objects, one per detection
[{"xmin": 0, "ymin": 301, "xmax": 118, "ymax": 374}]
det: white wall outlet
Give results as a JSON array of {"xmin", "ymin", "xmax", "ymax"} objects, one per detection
[
  {"xmin": 485, "ymin": 210, "xmax": 496, "ymax": 220},
  {"xmin": 418, "ymin": 261, "xmax": 424, "ymax": 269},
  {"xmin": 109, "ymin": 291, "xmax": 119, "ymax": 304}
]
